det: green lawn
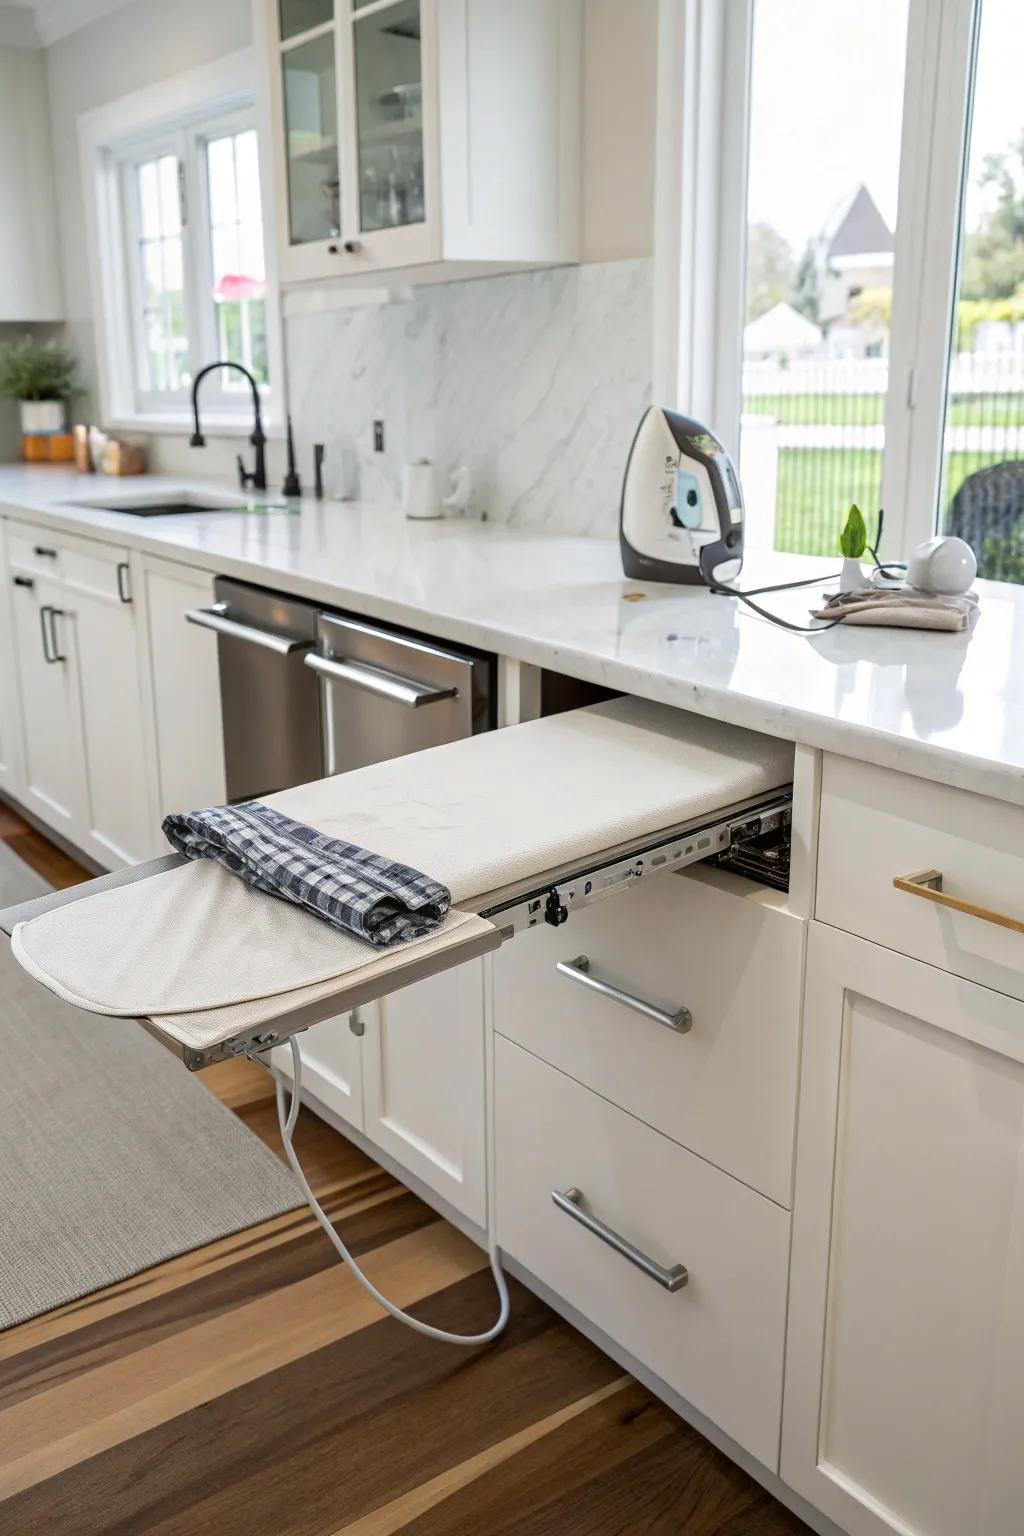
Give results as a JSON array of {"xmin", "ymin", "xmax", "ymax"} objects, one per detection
[
  {"xmin": 745, "ymin": 392, "xmax": 1024, "ymax": 428},
  {"xmin": 773, "ymin": 449, "xmax": 1006, "ymax": 556}
]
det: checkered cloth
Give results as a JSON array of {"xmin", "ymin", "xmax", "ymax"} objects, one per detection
[{"xmin": 161, "ymin": 801, "xmax": 451, "ymax": 947}]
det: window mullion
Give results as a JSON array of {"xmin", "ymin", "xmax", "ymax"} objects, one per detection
[{"xmin": 886, "ymin": 0, "xmax": 979, "ymax": 559}]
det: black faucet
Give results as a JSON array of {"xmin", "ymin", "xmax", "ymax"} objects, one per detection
[{"xmin": 189, "ymin": 361, "xmax": 267, "ymax": 493}]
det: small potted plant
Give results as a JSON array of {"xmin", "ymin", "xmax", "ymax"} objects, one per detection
[
  {"xmin": 0, "ymin": 335, "xmax": 78, "ymax": 437},
  {"xmin": 838, "ymin": 504, "xmax": 871, "ymax": 592}
]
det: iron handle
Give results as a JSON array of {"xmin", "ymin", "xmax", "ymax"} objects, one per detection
[
  {"xmin": 304, "ymin": 651, "xmax": 458, "ymax": 708},
  {"xmin": 33, "ymin": 545, "xmax": 57, "ymax": 559},
  {"xmin": 555, "ymin": 955, "xmax": 692, "ymax": 1033},
  {"xmin": 552, "ymin": 1187, "xmax": 689, "ymax": 1293},
  {"xmin": 116, "ymin": 561, "xmax": 132, "ymax": 604},
  {"xmin": 893, "ymin": 868, "xmax": 1024, "ymax": 936},
  {"xmin": 184, "ymin": 604, "xmax": 312, "ymax": 656},
  {"xmin": 12, "ymin": 574, "xmax": 34, "ymax": 589}
]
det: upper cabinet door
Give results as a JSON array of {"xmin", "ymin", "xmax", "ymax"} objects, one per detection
[
  {"xmin": 339, "ymin": 0, "xmax": 437, "ymax": 270},
  {"xmin": 352, "ymin": 1, "xmax": 426, "ymax": 235},
  {"xmin": 267, "ymin": 0, "xmax": 351, "ymax": 282}
]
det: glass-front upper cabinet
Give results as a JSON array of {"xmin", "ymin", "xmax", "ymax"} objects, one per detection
[
  {"xmin": 351, "ymin": 0, "xmax": 425, "ymax": 234},
  {"xmin": 264, "ymin": 0, "xmax": 581, "ymax": 285},
  {"xmin": 269, "ymin": 0, "xmax": 343, "ymax": 279}
]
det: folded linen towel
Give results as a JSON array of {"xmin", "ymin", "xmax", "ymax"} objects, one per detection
[
  {"xmin": 162, "ymin": 800, "xmax": 450, "ymax": 947},
  {"xmin": 810, "ymin": 588, "xmax": 979, "ymax": 632}
]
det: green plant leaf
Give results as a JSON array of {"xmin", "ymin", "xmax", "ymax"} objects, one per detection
[{"xmin": 838, "ymin": 503, "xmax": 868, "ymax": 558}]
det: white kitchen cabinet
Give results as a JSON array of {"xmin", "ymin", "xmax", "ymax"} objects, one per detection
[
  {"xmin": 4, "ymin": 523, "xmax": 154, "ymax": 867},
  {"xmin": 60, "ymin": 541, "xmax": 153, "ymax": 867},
  {"xmin": 271, "ymin": 962, "xmax": 486, "ymax": 1226},
  {"xmin": 783, "ymin": 921, "xmax": 1024, "ymax": 1536},
  {"xmin": 0, "ymin": 521, "xmax": 23, "ymax": 795},
  {"xmin": 135, "ymin": 556, "xmax": 226, "ymax": 830},
  {"xmin": 272, "ymin": 1008, "xmax": 366, "ymax": 1131},
  {"xmin": 7, "ymin": 561, "xmax": 88, "ymax": 840},
  {"xmin": 262, "ymin": 0, "xmax": 580, "ymax": 286},
  {"xmin": 496, "ymin": 1034, "xmax": 791, "ymax": 1471},
  {"xmin": 362, "ymin": 960, "xmax": 486, "ymax": 1225},
  {"xmin": 0, "ymin": 47, "xmax": 62, "ymax": 320}
]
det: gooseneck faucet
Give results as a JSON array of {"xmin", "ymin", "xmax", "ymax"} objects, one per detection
[{"xmin": 189, "ymin": 361, "xmax": 267, "ymax": 493}]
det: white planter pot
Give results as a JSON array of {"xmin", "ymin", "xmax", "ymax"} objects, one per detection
[
  {"xmin": 19, "ymin": 399, "xmax": 66, "ymax": 435},
  {"xmin": 839, "ymin": 555, "xmax": 871, "ymax": 593}
]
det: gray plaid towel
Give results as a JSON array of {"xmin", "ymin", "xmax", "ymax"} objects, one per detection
[{"xmin": 162, "ymin": 801, "xmax": 451, "ymax": 947}]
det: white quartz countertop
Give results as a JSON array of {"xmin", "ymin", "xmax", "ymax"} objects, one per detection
[{"xmin": 3, "ymin": 464, "xmax": 1023, "ymax": 806}]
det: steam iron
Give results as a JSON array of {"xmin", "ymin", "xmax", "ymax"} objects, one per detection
[{"xmin": 620, "ymin": 406, "xmax": 744, "ymax": 586}]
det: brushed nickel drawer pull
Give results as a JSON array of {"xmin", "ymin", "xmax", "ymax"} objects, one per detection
[
  {"xmin": 555, "ymin": 955, "xmax": 692, "ymax": 1033},
  {"xmin": 893, "ymin": 869, "xmax": 1024, "ymax": 936},
  {"xmin": 552, "ymin": 1187, "xmax": 688, "ymax": 1292}
]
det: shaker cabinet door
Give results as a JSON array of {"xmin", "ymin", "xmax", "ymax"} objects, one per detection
[
  {"xmin": 8, "ymin": 569, "xmax": 88, "ymax": 842},
  {"xmin": 0, "ymin": 522, "xmax": 23, "ymax": 796},
  {"xmin": 63, "ymin": 544, "xmax": 153, "ymax": 868},
  {"xmin": 361, "ymin": 960, "xmax": 486, "ymax": 1226},
  {"xmin": 783, "ymin": 922, "xmax": 1024, "ymax": 1536}
]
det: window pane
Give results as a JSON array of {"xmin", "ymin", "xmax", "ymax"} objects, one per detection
[
  {"xmin": 207, "ymin": 135, "xmax": 237, "ymax": 227},
  {"xmin": 740, "ymin": 0, "xmax": 909, "ymax": 557},
  {"xmin": 138, "ymin": 160, "xmax": 161, "ymax": 238},
  {"xmin": 204, "ymin": 128, "xmax": 270, "ymax": 386},
  {"xmin": 939, "ymin": 0, "xmax": 1024, "ymax": 582},
  {"xmin": 133, "ymin": 153, "xmax": 189, "ymax": 395},
  {"xmin": 157, "ymin": 154, "xmax": 180, "ymax": 235}
]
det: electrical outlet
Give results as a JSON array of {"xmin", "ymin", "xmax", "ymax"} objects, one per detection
[{"xmin": 373, "ymin": 419, "xmax": 385, "ymax": 453}]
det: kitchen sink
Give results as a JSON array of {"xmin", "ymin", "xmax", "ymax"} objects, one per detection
[{"xmin": 62, "ymin": 492, "xmax": 288, "ymax": 517}]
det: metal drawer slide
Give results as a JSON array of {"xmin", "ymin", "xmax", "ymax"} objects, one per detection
[{"xmin": 0, "ymin": 790, "xmax": 791, "ymax": 1072}]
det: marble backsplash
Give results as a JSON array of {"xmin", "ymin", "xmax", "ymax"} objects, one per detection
[{"xmin": 285, "ymin": 256, "xmax": 652, "ymax": 538}]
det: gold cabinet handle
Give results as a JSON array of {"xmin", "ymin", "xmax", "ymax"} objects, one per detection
[{"xmin": 893, "ymin": 869, "xmax": 1024, "ymax": 936}]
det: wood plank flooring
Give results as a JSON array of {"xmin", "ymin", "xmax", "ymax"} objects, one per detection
[{"xmin": 0, "ymin": 805, "xmax": 811, "ymax": 1535}]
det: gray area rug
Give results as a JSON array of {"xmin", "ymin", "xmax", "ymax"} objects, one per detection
[{"xmin": 0, "ymin": 842, "xmax": 301, "ymax": 1330}]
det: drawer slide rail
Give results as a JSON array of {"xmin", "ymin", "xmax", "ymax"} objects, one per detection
[{"xmin": 484, "ymin": 792, "xmax": 792, "ymax": 937}]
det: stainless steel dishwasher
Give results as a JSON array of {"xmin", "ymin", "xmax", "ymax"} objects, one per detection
[
  {"xmin": 306, "ymin": 612, "xmax": 493, "ymax": 775},
  {"xmin": 186, "ymin": 578, "xmax": 321, "ymax": 801}
]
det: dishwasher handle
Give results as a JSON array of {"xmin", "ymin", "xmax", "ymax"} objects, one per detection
[
  {"xmin": 304, "ymin": 650, "xmax": 458, "ymax": 708},
  {"xmin": 185, "ymin": 603, "xmax": 313, "ymax": 656}
]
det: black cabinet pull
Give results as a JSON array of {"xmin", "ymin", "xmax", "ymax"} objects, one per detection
[
  {"xmin": 116, "ymin": 561, "xmax": 132, "ymax": 603},
  {"xmin": 41, "ymin": 605, "xmax": 66, "ymax": 664},
  {"xmin": 12, "ymin": 574, "xmax": 34, "ymax": 589},
  {"xmin": 33, "ymin": 546, "xmax": 57, "ymax": 559},
  {"xmin": 39, "ymin": 604, "xmax": 53, "ymax": 663}
]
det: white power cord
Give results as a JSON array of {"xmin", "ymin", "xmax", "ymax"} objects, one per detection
[{"xmin": 274, "ymin": 1034, "xmax": 511, "ymax": 1346}]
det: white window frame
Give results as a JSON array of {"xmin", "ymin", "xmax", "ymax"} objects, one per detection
[
  {"xmin": 79, "ymin": 48, "xmax": 285, "ymax": 436},
  {"xmin": 654, "ymin": 0, "xmax": 981, "ymax": 563}
]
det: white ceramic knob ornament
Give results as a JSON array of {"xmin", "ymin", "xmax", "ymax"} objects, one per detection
[{"xmin": 906, "ymin": 535, "xmax": 977, "ymax": 596}]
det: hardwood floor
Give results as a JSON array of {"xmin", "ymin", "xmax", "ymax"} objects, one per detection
[{"xmin": 0, "ymin": 808, "xmax": 810, "ymax": 1535}]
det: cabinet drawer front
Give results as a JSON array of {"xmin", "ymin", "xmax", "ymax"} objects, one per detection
[
  {"xmin": 818, "ymin": 755, "xmax": 1024, "ymax": 1000},
  {"xmin": 60, "ymin": 540, "xmax": 131, "ymax": 603},
  {"xmin": 6, "ymin": 523, "xmax": 63, "ymax": 579},
  {"xmin": 493, "ymin": 868, "xmax": 802, "ymax": 1206},
  {"xmin": 495, "ymin": 1036, "xmax": 790, "ymax": 1471}
]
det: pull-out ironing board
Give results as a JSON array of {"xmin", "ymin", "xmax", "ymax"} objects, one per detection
[{"xmin": 1, "ymin": 698, "xmax": 794, "ymax": 1071}]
